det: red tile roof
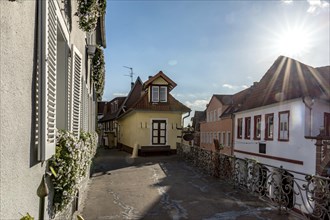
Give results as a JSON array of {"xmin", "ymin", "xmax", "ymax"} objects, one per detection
[
  {"xmin": 117, "ymin": 71, "xmax": 190, "ymax": 119},
  {"xmin": 143, "ymin": 71, "xmax": 177, "ymax": 91},
  {"xmin": 213, "ymin": 94, "xmax": 233, "ymax": 105},
  {"xmin": 131, "ymin": 93, "xmax": 190, "ymax": 112},
  {"xmin": 99, "ymin": 97, "xmax": 126, "ymax": 122},
  {"xmin": 240, "ymin": 56, "xmax": 330, "ymax": 111}
]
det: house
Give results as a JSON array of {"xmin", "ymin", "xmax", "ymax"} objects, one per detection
[
  {"xmin": 0, "ymin": 0, "xmax": 106, "ymax": 219},
  {"xmin": 99, "ymin": 97, "xmax": 126, "ymax": 147},
  {"xmin": 199, "ymin": 95, "xmax": 234, "ymax": 154},
  {"xmin": 191, "ymin": 110, "xmax": 206, "ymax": 146},
  {"xmin": 116, "ymin": 71, "xmax": 190, "ymax": 155},
  {"xmin": 233, "ymin": 56, "xmax": 330, "ymax": 176}
]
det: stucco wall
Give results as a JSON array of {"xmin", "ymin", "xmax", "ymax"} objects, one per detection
[
  {"xmin": 118, "ymin": 111, "xmax": 183, "ymax": 149},
  {"xmin": 233, "ymin": 99, "xmax": 317, "ymax": 174},
  {"xmin": 200, "ymin": 97, "xmax": 232, "ymax": 153},
  {"xmin": 0, "ymin": 0, "xmax": 93, "ymax": 219},
  {"xmin": 0, "ymin": 1, "xmax": 48, "ymax": 219}
]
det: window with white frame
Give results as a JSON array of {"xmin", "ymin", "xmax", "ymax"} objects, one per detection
[
  {"xmin": 222, "ymin": 132, "xmax": 226, "ymax": 146},
  {"xmin": 278, "ymin": 111, "xmax": 289, "ymax": 141},
  {"xmin": 151, "ymin": 86, "xmax": 167, "ymax": 102},
  {"xmin": 218, "ymin": 108, "xmax": 222, "ymax": 120},
  {"xmin": 227, "ymin": 132, "xmax": 231, "ymax": 146}
]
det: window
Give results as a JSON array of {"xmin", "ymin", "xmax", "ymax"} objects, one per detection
[
  {"xmin": 278, "ymin": 111, "xmax": 289, "ymax": 141},
  {"xmin": 151, "ymin": 86, "xmax": 167, "ymax": 102},
  {"xmin": 237, "ymin": 118, "xmax": 243, "ymax": 139},
  {"xmin": 159, "ymin": 86, "xmax": 167, "ymax": 102},
  {"xmin": 214, "ymin": 110, "xmax": 217, "ymax": 122},
  {"xmin": 152, "ymin": 120, "xmax": 166, "ymax": 144},
  {"xmin": 244, "ymin": 117, "xmax": 251, "ymax": 139},
  {"xmin": 222, "ymin": 132, "xmax": 226, "ymax": 146},
  {"xmin": 325, "ymin": 112, "xmax": 330, "ymax": 136},
  {"xmin": 152, "ymin": 86, "xmax": 159, "ymax": 102},
  {"xmin": 227, "ymin": 132, "xmax": 231, "ymax": 146},
  {"xmin": 218, "ymin": 108, "xmax": 222, "ymax": 120},
  {"xmin": 265, "ymin": 113, "xmax": 274, "ymax": 140},
  {"xmin": 254, "ymin": 115, "xmax": 261, "ymax": 140},
  {"xmin": 218, "ymin": 132, "xmax": 221, "ymax": 143}
]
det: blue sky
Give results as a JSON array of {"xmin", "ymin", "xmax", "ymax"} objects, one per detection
[{"xmin": 103, "ymin": 0, "xmax": 329, "ymax": 114}]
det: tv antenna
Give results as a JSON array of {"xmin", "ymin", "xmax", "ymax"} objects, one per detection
[{"xmin": 123, "ymin": 66, "xmax": 134, "ymax": 84}]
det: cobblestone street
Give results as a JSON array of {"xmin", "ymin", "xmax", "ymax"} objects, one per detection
[{"xmin": 81, "ymin": 148, "xmax": 299, "ymax": 220}]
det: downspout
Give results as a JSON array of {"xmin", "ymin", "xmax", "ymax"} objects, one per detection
[
  {"xmin": 37, "ymin": 1, "xmax": 48, "ymax": 220},
  {"xmin": 178, "ymin": 111, "xmax": 191, "ymax": 146}
]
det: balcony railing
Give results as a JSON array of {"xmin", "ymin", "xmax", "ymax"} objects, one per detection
[{"xmin": 177, "ymin": 143, "xmax": 330, "ymax": 220}]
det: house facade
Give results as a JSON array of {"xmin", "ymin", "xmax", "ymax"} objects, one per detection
[
  {"xmin": 233, "ymin": 56, "xmax": 330, "ymax": 176},
  {"xmin": 0, "ymin": 0, "xmax": 105, "ymax": 219},
  {"xmin": 99, "ymin": 97, "xmax": 126, "ymax": 147},
  {"xmin": 191, "ymin": 111, "xmax": 205, "ymax": 146},
  {"xmin": 116, "ymin": 71, "xmax": 190, "ymax": 154},
  {"xmin": 199, "ymin": 95, "xmax": 233, "ymax": 154}
]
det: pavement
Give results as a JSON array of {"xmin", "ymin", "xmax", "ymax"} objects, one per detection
[{"xmin": 81, "ymin": 147, "xmax": 299, "ymax": 220}]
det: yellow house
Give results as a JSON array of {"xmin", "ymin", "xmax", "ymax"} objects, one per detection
[{"xmin": 117, "ymin": 71, "xmax": 190, "ymax": 155}]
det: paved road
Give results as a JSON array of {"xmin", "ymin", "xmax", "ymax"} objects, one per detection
[{"xmin": 81, "ymin": 148, "xmax": 298, "ymax": 220}]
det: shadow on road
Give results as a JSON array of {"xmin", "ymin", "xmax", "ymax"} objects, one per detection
[{"xmin": 83, "ymin": 147, "xmax": 297, "ymax": 220}]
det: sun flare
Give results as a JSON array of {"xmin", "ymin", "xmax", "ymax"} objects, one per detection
[{"xmin": 275, "ymin": 26, "xmax": 312, "ymax": 57}]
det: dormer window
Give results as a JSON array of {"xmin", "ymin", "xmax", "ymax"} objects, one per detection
[{"xmin": 151, "ymin": 86, "xmax": 167, "ymax": 102}]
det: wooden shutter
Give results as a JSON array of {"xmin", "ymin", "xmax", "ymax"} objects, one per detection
[
  {"xmin": 38, "ymin": 0, "xmax": 57, "ymax": 161},
  {"xmin": 71, "ymin": 46, "xmax": 82, "ymax": 137}
]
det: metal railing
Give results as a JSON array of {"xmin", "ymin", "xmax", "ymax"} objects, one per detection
[{"xmin": 177, "ymin": 144, "xmax": 330, "ymax": 219}]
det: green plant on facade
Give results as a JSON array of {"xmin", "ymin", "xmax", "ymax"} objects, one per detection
[
  {"xmin": 20, "ymin": 213, "xmax": 34, "ymax": 220},
  {"xmin": 75, "ymin": 0, "xmax": 106, "ymax": 32},
  {"xmin": 92, "ymin": 46, "xmax": 105, "ymax": 101},
  {"xmin": 48, "ymin": 130, "xmax": 98, "ymax": 213}
]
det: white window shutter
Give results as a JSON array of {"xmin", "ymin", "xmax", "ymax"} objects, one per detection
[
  {"xmin": 38, "ymin": 0, "xmax": 57, "ymax": 161},
  {"xmin": 71, "ymin": 46, "xmax": 82, "ymax": 137},
  {"xmin": 67, "ymin": 50, "xmax": 72, "ymax": 131}
]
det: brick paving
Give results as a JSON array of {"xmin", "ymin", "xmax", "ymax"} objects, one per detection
[{"xmin": 81, "ymin": 148, "xmax": 299, "ymax": 220}]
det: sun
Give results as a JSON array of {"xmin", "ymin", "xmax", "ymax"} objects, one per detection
[{"xmin": 275, "ymin": 26, "xmax": 312, "ymax": 57}]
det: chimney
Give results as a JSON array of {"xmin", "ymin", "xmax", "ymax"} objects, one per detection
[
  {"xmin": 148, "ymin": 76, "xmax": 152, "ymax": 79},
  {"xmin": 131, "ymin": 82, "xmax": 134, "ymax": 89}
]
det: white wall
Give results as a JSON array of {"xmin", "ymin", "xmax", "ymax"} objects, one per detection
[
  {"xmin": 234, "ymin": 99, "xmax": 317, "ymax": 174},
  {"xmin": 311, "ymin": 99, "xmax": 330, "ymax": 136},
  {"xmin": 0, "ymin": 0, "xmax": 95, "ymax": 219},
  {"xmin": 0, "ymin": 1, "xmax": 47, "ymax": 219}
]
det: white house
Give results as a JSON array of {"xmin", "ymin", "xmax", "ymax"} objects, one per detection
[
  {"xmin": 234, "ymin": 56, "xmax": 330, "ymax": 175},
  {"xmin": 232, "ymin": 56, "xmax": 329, "ymax": 215},
  {"xmin": 0, "ymin": 0, "xmax": 106, "ymax": 219}
]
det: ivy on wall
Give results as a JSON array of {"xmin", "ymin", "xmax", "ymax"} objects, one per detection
[
  {"xmin": 75, "ymin": 0, "xmax": 107, "ymax": 32},
  {"xmin": 92, "ymin": 46, "xmax": 105, "ymax": 101},
  {"xmin": 48, "ymin": 130, "xmax": 98, "ymax": 213}
]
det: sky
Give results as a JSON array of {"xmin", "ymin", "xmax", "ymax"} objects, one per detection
[{"xmin": 103, "ymin": 0, "xmax": 330, "ymax": 116}]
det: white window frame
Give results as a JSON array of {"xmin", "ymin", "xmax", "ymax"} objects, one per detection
[{"xmin": 151, "ymin": 86, "xmax": 167, "ymax": 102}]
